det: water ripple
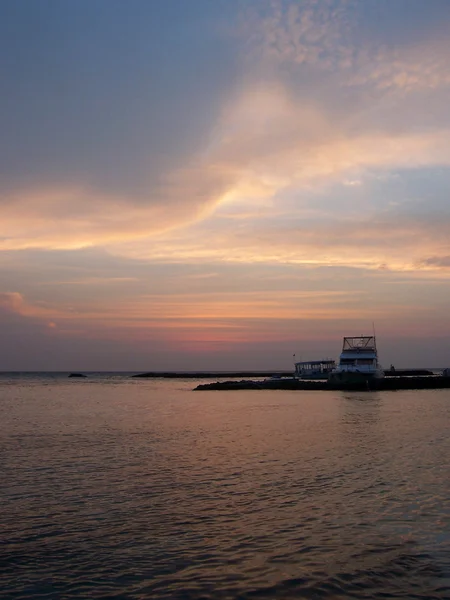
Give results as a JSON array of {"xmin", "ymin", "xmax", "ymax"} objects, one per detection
[{"xmin": 0, "ymin": 379, "xmax": 449, "ymax": 598}]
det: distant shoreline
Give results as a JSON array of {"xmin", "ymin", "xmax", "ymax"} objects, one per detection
[
  {"xmin": 131, "ymin": 369, "xmax": 435, "ymax": 379},
  {"xmin": 131, "ymin": 371, "xmax": 293, "ymax": 379},
  {"xmin": 0, "ymin": 369, "xmax": 442, "ymax": 378}
]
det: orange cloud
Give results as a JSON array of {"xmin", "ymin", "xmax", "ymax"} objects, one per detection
[
  {"xmin": 2, "ymin": 0, "xmax": 450, "ymax": 269},
  {"xmin": 0, "ymin": 175, "xmax": 230, "ymax": 251},
  {"xmin": 2, "ymin": 75, "xmax": 450, "ymax": 254},
  {"xmin": 107, "ymin": 208, "xmax": 450, "ymax": 276}
]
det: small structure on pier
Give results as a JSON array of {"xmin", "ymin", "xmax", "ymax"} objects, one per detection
[{"xmin": 294, "ymin": 359, "xmax": 335, "ymax": 380}]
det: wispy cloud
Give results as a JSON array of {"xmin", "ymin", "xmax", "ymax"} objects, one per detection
[
  {"xmin": 4, "ymin": 77, "xmax": 449, "ymax": 254},
  {"xmin": 419, "ymin": 256, "xmax": 450, "ymax": 268},
  {"xmin": 2, "ymin": 0, "xmax": 450, "ymax": 368},
  {"xmin": 242, "ymin": 0, "xmax": 450, "ymax": 92}
]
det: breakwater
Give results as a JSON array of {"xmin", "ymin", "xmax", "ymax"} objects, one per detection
[
  {"xmin": 195, "ymin": 375, "xmax": 450, "ymax": 391},
  {"xmin": 132, "ymin": 371, "xmax": 294, "ymax": 379},
  {"xmin": 132, "ymin": 369, "xmax": 432, "ymax": 379}
]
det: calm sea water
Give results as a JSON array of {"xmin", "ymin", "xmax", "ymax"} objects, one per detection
[{"xmin": 1, "ymin": 373, "xmax": 449, "ymax": 599}]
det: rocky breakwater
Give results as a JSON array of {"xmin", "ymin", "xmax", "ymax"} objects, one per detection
[
  {"xmin": 195, "ymin": 378, "xmax": 329, "ymax": 391},
  {"xmin": 195, "ymin": 375, "xmax": 450, "ymax": 391}
]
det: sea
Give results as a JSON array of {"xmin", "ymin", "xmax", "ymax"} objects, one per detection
[{"xmin": 1, "ymin": 372, "xmax": 449, "ymax": 599}]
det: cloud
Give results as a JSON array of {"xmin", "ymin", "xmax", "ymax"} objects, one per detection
[
  {"xmin": 241, "ymin": 0, "xmax": 355, "ymax": 70},
  {"xmin": 0, "ymin": 291, "xmax": 64, "ymax": 323},
  {"xmin": 1, "ymin": 0, "xmax": 450, "ymax": 254},
  {"xmin": 0, "ymin": 292, "xmax": 60, "ymax": 345},
  {"xmin": 243, "ymin": 0, "xmax": 450, "ymax": 92},
  {"xmin": 3, "ymin": 1, "xmax": 450, "ymax": 370},
  {"xmin": 214, "ymin": 82, "xmax": 450, "ymax": 183},
  {"xmin": 0, "ymin": 0, "xmax": 242, "ymax": 249},
  {"xmin": 107, "ymin": 203, "xmax": 450, "ymax": 275},
  {"xmin": 0, "ymin": 285, "xmax": 428, "ymax": 347},
  {"xmin": 0, "ymin": 160, "xmax": 237, "ymax": 250},
  {"xmin": 2, "ymin": 249, "xmax": 450, "ymax": 370},
  {"xmin": 8, "ymin": 75, "xmax": 450, "ymax": 254},
  {"xmin": 419, "ymin": 256, "xmax": 450, "ymax": 268},
  {"xmin": 0, "ymin": 292, "xmax": 25, "ymax": 313}
]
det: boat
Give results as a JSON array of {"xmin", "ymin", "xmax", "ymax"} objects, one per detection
[
  {"xmin": 328, "ymin": 335, "xmax": 384, "ymax": 385},
  {"xmin": 294, "ymin": 359, "xmax": 336, "ymax": 379}
]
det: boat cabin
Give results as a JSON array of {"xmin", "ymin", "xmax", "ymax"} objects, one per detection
[
  {"xmin": 330, "ymin": 334, "xmax": 384, "ymax": 382},
  {"xmin": 337, "ymin": 336, "xmax": 380, "ymax": 371},
  {"xmin": 295, "ymin": 359, "xmax": 336, "ymax": 379}
]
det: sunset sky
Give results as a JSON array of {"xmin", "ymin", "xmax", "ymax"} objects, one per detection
[{"xmin": 1, "ymin": 0, "xmax": 450, "ymax": 371}]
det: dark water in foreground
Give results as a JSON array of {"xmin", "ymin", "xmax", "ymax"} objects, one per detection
[{"xmin": 1, "ymin": 373, "xmax": 449, "ymax": 599}]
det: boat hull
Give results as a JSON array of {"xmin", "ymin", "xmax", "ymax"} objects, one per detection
[{"xmin": 328, "ymin": 370, "xmax": 384, "ymax": 386}]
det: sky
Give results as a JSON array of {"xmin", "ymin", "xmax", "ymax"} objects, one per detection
[{"xmin": 1, "ymin": 0, "xmax": 450, "ymax": 371}]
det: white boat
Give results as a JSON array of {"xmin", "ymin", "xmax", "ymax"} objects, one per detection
[
  {"xmin": 294, "ymin": 359, "xmax": 336, "ymax": 380},
  {"xmin": 328, "ymin": 336, "xmax": 384, "ymax": 384}
]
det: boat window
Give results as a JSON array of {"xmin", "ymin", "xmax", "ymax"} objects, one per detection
[
  {"xmin": 357, "ymin": 358, "xmax": 374, "ymax": 365},
  {"xmin": 340, "ymin": 358, "xmax": 355, "ymax": 365}
]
